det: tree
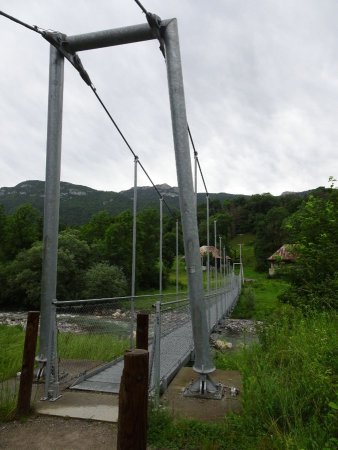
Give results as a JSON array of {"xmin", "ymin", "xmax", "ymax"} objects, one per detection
[
  {"xmin": 254, "ymin": 206, "xmax": 290, "ymax": 271},
  {"xmin": 80, "ymin": 210, "xmax": 114, "ymax": 244},
  {"xmin": 105, "ymin": 211, "xmax": 133, "ymax": 282},
  {"xmin": 81, "ymin": 262, "xmax": 127, "ymax": 299},
  {"xmin": 0, "ymin": 205, "xmax": 7, "ymax": 261},
  {"xmin": 136, "ymin": 208, "xmax": 161, "ymax": 289},
  {"xmin": 56, "ymin": 229, "xmax": 91, "ymax": 300},
  {"xmin": 2, "ymin": 204, "xmax": 42, "ymax": 260},
  {"xmin": 0, "ymin": 242, "xmax": 43, "ymax": 308},
  {"xmin": 1, "ymin": 229, "xmax": 92, "ymax": 308},
  {"xmin": 279, "ymin": 184, "xmax": 338, "ymax": 310}
]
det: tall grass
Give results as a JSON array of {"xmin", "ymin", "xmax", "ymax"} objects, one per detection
[
  {"xmin": 239, "ymin": 308, "xmax": 337, "ymax": 448},
  {"xmin": 0, "ymin": 325, "xmax": 129, "ymax": 421},
  {"xmin": 0, "ymin": 325, "xmax": 25, "ymax": 381},
  {"xmin": 58, "ymin": 333, "xmax": 129, "ymax": 361},
  {"xmin": 149, "ymin": 308, "xmax": 338, "ymax": 449},
  {"xmin": 229, "ymin": 235, "xmax": 290, "ymax": 320},
  {"xmin": 0, "ymin": 325, "xmax": 25, "ymax": 421}
]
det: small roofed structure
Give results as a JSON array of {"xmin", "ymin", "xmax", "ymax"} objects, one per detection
[
  {"xmin": 200, "ymin": 246, "xmax": 231, "ymax": 271},
  {"xmin": 267, "ymin": 244, "xmax": 297, "ymax": 276},
  {"xmin": 200, "ymin": 245, "xmax": 220, "ymax": 259}
]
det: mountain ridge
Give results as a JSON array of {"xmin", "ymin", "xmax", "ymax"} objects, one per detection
[{"xmin": 0, "ymin": 180, "xmax": 311, "ymax": 226}]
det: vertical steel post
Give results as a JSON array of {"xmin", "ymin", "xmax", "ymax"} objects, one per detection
[
  {"xmin": 130, "ymin": 157, "xmax": 138, "ymax": 349},
  {"xmin": 153, "ymin": 301, "xmax": 161, "ymax": 408},
  {"xmin": 223, "ymin": 247, "xmax": 226, "ymax": 286},
  {"xmin": 238, "ymin": 243, "xmax": 244, "ymax": 285},
  {"xmin": 214, "ymin": 220, "xmax": 217, "ymax": 291},
  {"xmin": 176, "ymin": 219, "xmax": 179, "ymax": 299},
  {"xmin": 159, "ymin": 197, "xmax": 163, "ymax": 297},
  {"xmin": 164, "ymin": 19, "xmax": 214, "ymax": 376},
  {"xmin": 206, "ymin": 194, "xmax": 210, "ymax": 328},
  {"xmin": 219, "ymin": 236, "xmax": 222, "ymax": 283},
  {"xmin": 40, "ymin": 45, "xmax": 64, "ymax": 358},
  {"xmin": 206, "ymin": 195, "xmax": 210, "ymax": 293},
  {"xmin": 43, "ymin": 303, "xmax": 60, "ymax": 401},
  {"xmin": 194, "ymin": 153, "xmax": 198, "ymax": 206},
  {"xmin": 219, "ymin": 236, "xmax": 222, "ymax": 317}
]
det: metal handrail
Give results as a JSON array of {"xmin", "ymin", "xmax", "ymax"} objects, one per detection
[{"xmin": 53, "ymin": 291, "xmax": 188, "ymax": 307}]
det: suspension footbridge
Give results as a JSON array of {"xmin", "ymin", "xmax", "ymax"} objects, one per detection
[
  {"xmin": 43, "ymin": 274, "xmax": 242, "ymax": 401},
  {"xmin": 1, "ymin": 7, "xmax": 244, "ymax": 403}
]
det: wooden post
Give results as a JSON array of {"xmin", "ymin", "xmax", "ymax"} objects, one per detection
[
  {"xmin": 16, "ymin": 311, "xmax": 40, "ymax": 417},
  {"xmin": 136, "ymin": 313, "xmax": 149, "ymax": 350},
  {"xmin": 117, "ymin": 349, "xmax": 149, "ymax": 450}
]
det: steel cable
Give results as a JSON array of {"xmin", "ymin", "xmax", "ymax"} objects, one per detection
[{"xmin": 1, "ymin": 8, "xmax": 175, "ymax": 216}]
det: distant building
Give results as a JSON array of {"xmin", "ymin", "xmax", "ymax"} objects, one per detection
[
  {"xmin": 267, "ymin": 244, "xmax": 297, "ymax": 276},
  {"xmin": 200, "ymin": 245, "xmax": 220, "ymax": 259},
  {"xmin": 199, "ymin": 246, "xmax": 231, "ymax": 271}
]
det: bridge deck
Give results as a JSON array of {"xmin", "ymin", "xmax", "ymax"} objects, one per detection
[
  {"xmin": 69, "ymin": 282, "xmax": 240, "ymax": 394},
  {"xmin": 70, "ymin": 320, "xmax": 193, "ymax": 393}
]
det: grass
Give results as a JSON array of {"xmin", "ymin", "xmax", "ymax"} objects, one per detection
[
  {"xmin": 149, "ymin": 308, "xmax": 338, "ymax": 450},
  {"xmin": 0, "ymin": 325, "xmax": 25, "ymax": 421},
  {"xmin": 1, "ymin": 232, "xmax": 337, "ymax": 447},
  {"xmin": 148, "ymin": 233, "xmax": 338, "ymax": 449},
  {"xmin": 0, "ymin": 325, "xmax": 25, "ymax": 382},
  {"xmin": 0, "ymin": 324, "xmax": 129, "ymax": 421},
  {"xmin": 148, "ymin": 408, "xmax": 258, "ymax": 450},
  {"xmin": 232, "ymin": 272, "xmax": 289, "ymax": 320},
  {"xmin": 58, "ymin": 333, "xmax": 129, "ymax": 361},
  {"xmin": 0, "ymin": 381, "xmax": 19, "ymax": 422},
  {"xmin": 229, "ymin": 234, "xmax": 289, "ymax": 320}
]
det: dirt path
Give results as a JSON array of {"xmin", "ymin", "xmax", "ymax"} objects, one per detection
[{"xmin": 0, "ymin": 415, "xmax": 117, "ymax": 450}]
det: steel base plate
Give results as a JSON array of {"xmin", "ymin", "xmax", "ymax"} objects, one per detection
[{"xmin": 183, "ymin": 374, "xmax": 224, "ymax": 400}]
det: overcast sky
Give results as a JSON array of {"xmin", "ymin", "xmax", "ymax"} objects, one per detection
[{"xmin": 1, "ymin": 0, "xmax": 337, "ymax": 196}]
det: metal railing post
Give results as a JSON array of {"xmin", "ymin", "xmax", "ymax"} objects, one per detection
[
  {"xmin": 159, "ymin": 197, "xmax": 163, "ymax": 297},
  {"xmin": 176, "ymin": 219, "xmax": 179, "ymax": 300},
  {"xmin": 238, "ymin": 243, "xmax": 244, "ymax": 285},
  {"xmin": 223, "ymin": 247, "xmax": 226, "ymax": 287},
  {"xmin": 206, "ymin": 195, "xmax": 210, "ymax": 293},
  {"xmin": 130, "ymin": 156, "xmax": 138, "ymax": 349},
  {"xmin": 194, "ymin": 151, "xmax": 198, "ymax": 207},
  {"xmin": 153, "ymin": 301, "xmax": 161, "ymax": 408},
  {"xmin": 219, "ymin": 236, "xmax": 222, "ymax": 288},
  {"xmin": 214, "ymin": 220, "xmax": 218, "ymax": 291}
]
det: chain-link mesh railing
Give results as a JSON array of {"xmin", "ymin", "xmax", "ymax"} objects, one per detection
[
  {"xmin": 54, "ymin": 297, "xmax": 134, "ymax": 389},
  {"xmin": 205, "ymin": 272, "xmax": 241, "ymax": 333},
  {"xmin": 43, "ymin": 292, "xmax": 188, "ymax": 399},
  {"xmin": 149, "ymin": 295, "xmax": 192, "ymax": 404},
  {"xmin": 149, "ymin": 272, "xmax": 242, "ymax": 405},
  {"xmin": 44, "ymin": 272, "xmax": 242, "ymax": 401}
]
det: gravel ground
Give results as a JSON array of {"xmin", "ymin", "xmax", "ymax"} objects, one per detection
[{"xmin": 0, "ymin": 415, "xmax": 118, "ymax": 450}]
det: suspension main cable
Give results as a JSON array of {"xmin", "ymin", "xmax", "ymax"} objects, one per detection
[
  {"xmin": 133, "ymin": 3, "xmax": 211, "ymax": 199},
  {"xmin": 137, "ymin": 159, "xmax": 174, "ymax": 215},
  {"xmin": 92, "ymin": 85, "xmax": 174, "ymax": 215},
  {"xmin": 0, "ymin": 9, "xmax": 45, "ymax": 35},
  {"xmin": 91, "ymin": 87, "xmax": 137, "ymax": 160},
  {"xmin": 1, "ymin": 8, "xmax": 174, "ymax": 215}
]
